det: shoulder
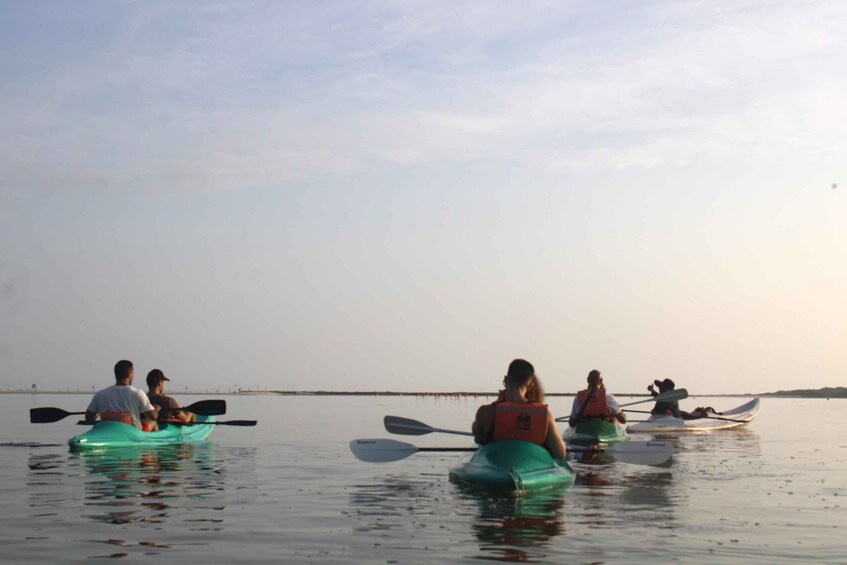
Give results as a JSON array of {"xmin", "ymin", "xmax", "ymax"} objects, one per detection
[{"xmin": 475, "ymin": 403, "xmax": 496, "ymax": 423}]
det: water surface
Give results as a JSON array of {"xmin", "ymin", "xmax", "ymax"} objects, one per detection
[{"xmin": 1, "ymin": 394, "xmax": 845, "ymax": 563}]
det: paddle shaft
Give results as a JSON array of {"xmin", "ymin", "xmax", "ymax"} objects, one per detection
[
  {"xmin": 350, "ymin": 438, "xmax": 671, "ymax": 465},
  {"xmin": 172, "ymin": 420, "xmax": 257, "ymax": 426},
  {"xmin": 76, "ymin": 419, "xmax": 256, "ymax": 427},
  {"xmin": 31, "ymin": 399, "xmax": 226, "ymax": 424},
  {"xmin": 554, "ymin": 389, "xmax": 688, "ymax": 422}
]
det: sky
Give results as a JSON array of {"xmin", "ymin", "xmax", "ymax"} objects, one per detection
[{"xmin": 1, "ymin": 1, "xmax": 845, "ymax": 395}]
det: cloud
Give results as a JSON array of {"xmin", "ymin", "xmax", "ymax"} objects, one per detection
[{"xmin": 2, "ymin": 1, "xmax": 846, "ymax": 196}]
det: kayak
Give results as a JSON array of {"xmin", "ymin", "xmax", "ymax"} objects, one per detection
[
  {"xmin": 68, "ymin": 416, "xmax": 216, "ymax": 450},
  {"xmin": 627, "ymin": 397, "xmax": 760, "ymax": 433},
  {"xmin": 448, "ymin": 440, "xmax": 575, "ymax": 493},
  {"xmin": 563, "ymin": 419, "xmax": 629, "ymax": 446}
]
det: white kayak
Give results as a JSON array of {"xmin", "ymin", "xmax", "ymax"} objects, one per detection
[{"xmin": 627, "ymin": 397, "xmax": 760, "ymax": 433}]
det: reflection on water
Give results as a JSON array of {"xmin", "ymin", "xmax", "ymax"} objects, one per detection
[
  {"xmin": 348, "ymin": 469, "xmax": 569, "ymax": 563},
  {"xmin": 25, "ymin": 444, "xmax": 239, "ymax": 559},
  {"xmin": 69, "ymin": 444, "xmax": 224, "ymax": 526},
  {"xmin": 465, "ymin": 488, "xmax": 568, "ymax": 563}
]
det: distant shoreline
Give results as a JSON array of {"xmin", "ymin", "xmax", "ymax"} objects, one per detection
[{"xmin": 1, "ymin": 389, "xmax": 836, "ymax": 397}]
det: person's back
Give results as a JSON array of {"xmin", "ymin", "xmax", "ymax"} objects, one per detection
[
  {"xmin": 86, "ymin": 360, "xmax": 156, "ymax": 430},
  {"xmin": 472, "ymin": 359, "xmax": 567, "ymax": 459},
  {"xmin": 569, "ymin": 369, "xmax": 627, "ymax": 427}
]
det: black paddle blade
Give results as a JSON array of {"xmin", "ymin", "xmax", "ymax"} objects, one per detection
[
  {"xmin": 30, "ymin": 407, "xmax": 84, "ymax": 424},
  {"xmin": 184, "ymin": 399, "xmax": 226, "ymax": 416}
]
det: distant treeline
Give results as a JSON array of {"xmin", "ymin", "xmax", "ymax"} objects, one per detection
[
  {"xmin": 760, "ymin": 387, "xmax": 847, "ymax": 398},
  {"xmin": 266, "ymin": 391, "xmax": 647, "ymax": 397}
]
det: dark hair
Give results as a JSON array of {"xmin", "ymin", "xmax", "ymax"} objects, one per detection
[
  {"xmin": 114, "ymin": 360, "xmax": 134, "ymax": 381},
  {"xmin": 504, "ymin": 359, "xmax": 535, "ymax": 388},
  {"xmin": 587, "ymin": 369, "xmax": 602, "ymax": 386}
]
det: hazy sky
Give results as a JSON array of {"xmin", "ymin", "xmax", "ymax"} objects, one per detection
[{"xmin": 1, "ymin": 1, "xmax": 845, "ymax": 395}]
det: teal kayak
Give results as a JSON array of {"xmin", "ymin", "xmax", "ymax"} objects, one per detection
[
  {"xmin": 563, "ymin": 419, "xmax": 628, "ymax": 446},
  {"xmin": 68, "ymin": 416, "xmax": 216, "ymax": 450},
  {"xmin": 448, "ymin": 440, "xmax": 575, "ymax": 493}
]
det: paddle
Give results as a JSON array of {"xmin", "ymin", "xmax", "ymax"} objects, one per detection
[
  {"xmin": 554, "ymin": 388, "xmax": 689, "ymax": 422},
  {"xmin": 625, "ymin": 409, "xmax": 751, "ymax": 424},
  {"xmin": 350, "ymin": 438, "xmax": 672, "ymax": 466},
  {"xmin": 351, "ymin": 439, "xmax": 477, "ymax": 462},
  {"xmin": 30, "ymin": 399, "xmax": 227, "ymax": 424},
  {"xmin": 384, "ymin": 416, "xmax": 473, "ymax": 437},
  {"xmin": 75, "ymin": 419, "xmax": 257, "ymax": 427},
  {"xmin": 167, "ymin": 419, "xmax": 257, "ymax": 427}
]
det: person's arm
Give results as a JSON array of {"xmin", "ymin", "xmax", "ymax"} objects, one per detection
[
  {"xmin": 568, "ymin": 397, "xmax": 580, "ymax": 427},
  {"xmin": 85, "ymin": 394, "xmax": 100, "ymax": 423},
  {"xmin": 608, "ymin": 394, "xmax": 626, "ymax": 424},
  {"xmin": 168, "ymin": 397, "xmax": 193, "ymax": 423},
  {"xmin": 545, "ymin": 411, "xmax": 567, "ymax": 459},
  {"xmin": 472, "ymin": 405, "xmax": 494, "ymax": 445},
  {"xmin": 135, "ymin": 390, "xmax": 157, "ymax": 423}
]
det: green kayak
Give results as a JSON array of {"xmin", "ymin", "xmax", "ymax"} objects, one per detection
[
  {"xmin": 563, "ymin": 419, "xmax": 628, "ymax": 446},
  {"xmin": 68, "ymin": 416, "xmax": 216, "ymax": 450},
  {"xmin": 448, "ymin": 440, "xmax": 575, "ymax": 493}
]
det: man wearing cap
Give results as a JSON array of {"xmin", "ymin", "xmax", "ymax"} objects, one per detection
[
  {"xmin": 85, "ymin": 360, "xmax": 158, "ymax": 431},
  {"xmin": 649, "ymin": 378, "xmax": 683, "ymax": 417},
  {"xmin": 146, "ymin": 369, "xmax": 196, "ymax": 424},
  {"xmin": 649, "ymin": 378, "xmax": 719, "ymax": 419}
]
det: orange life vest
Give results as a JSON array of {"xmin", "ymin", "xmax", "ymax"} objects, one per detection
[
  {"xmin": 576, "ymin": 389, "xmax": 614, "ymax": 422},
  {"xmin": 100, "ymin": 411, "xmax": 133, "ymax": 425},
  {"xmin": 492, "ymin": 402, "xmax": 549, "ymax": 445},
  {"xmin": 101, "ymin": 411, "xmax": 154, "ymax": 432}
]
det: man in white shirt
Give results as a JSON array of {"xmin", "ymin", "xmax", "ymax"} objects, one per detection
[
  {"xmin": 568, "ymin": 369, "xmax": 627, "ymax": 427},
  {"xmin": 85, "ymin": 360, "xmax": 157, "ymax": 430}
]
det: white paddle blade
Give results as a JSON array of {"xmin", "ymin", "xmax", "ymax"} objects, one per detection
[
  {"xmin": 606, "ymin": 441, "xmax": 673, "ymax": 466},
  {"xmin": 349, "ymin": 438, "xmax": 418, "ymax": 463},
  {"xmin": 384, "ymin": 416, "xmax": 433, "ymax": 436}
]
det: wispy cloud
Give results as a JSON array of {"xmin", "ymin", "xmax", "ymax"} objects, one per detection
[{"xmin": 2, "ymin": 1, "xmax": 846, "ymax": 196}]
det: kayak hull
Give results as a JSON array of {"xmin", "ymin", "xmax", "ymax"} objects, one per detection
[
  {"xmin": 68, "ymin": 416, "xmax": 216, "ymax": 450},
  {"xmin": 563, "ymin": 420, "xmax": 629, "ymax": 446},
  {"xmin": 448, "ymin": 440, "xmax": 575, "ymax": 493},
  {"xmin": 627, "ymin": 398, "xmax": 760, "ymax": 433}
]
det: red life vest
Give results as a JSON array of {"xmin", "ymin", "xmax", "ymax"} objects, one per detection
[
  {"xmin": 492, "ymin": 402, "xmax": 549, "ymax": 445},
  {"xmin": 576, "ymin": 389, "xmax": 614, "ymax": 422}
]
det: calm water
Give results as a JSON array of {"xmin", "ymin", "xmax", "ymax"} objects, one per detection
[{"xmin": 0, "ymin": 394, "xmax": 845, "ymax": 563}]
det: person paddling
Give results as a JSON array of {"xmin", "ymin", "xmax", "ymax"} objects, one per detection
[
  {"xmin": 472, "ymin": 359, "xmax": 567, "ymax": 459},
  {"xmin": 568, "ymin": 369, "xmax": 627, "ymax": 427},
  {"xmin": 85, "ymin": 360, "xmax": 158, "ymax": 431},
  {"xmin": 649, "ymin": 378, "xmax": 719, "ymax": 419},
  {"xmin": 146, "ymin": 369, "xmax": 196, "ymax": 424}
]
